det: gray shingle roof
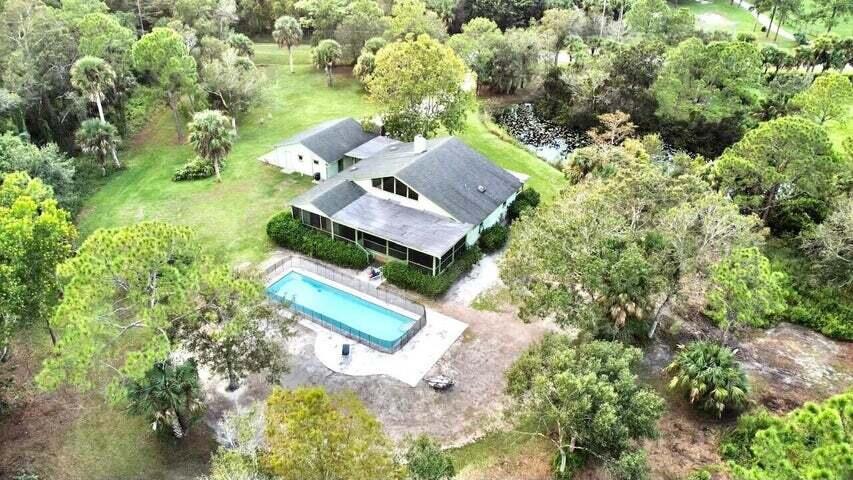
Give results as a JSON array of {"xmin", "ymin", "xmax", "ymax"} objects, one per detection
[
  {"xmin": 278, "ymin": 118, "xmax": 376, "ymax": 163},
  {"xmin": 350, "ymin": 137, "xmax": 524, "ymax": 224},
  {"xmin": 345, "ymin": 136, "xmax": 400, "ymax": 159},
  {"xmin": 333, "ymin": 195, "xmax": 471, "ymax": 257}
]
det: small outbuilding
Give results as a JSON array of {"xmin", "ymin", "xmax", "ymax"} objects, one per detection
[{"xmin": 259, "ymin": 118, "xmax": 379, "ymax": 180}]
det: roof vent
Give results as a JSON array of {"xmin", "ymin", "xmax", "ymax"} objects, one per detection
[
  {"xmin": 389, "ymin": 146, "xmax": 398, "ymax": 151},
  {"xmin": 477, "ymin": 185, "xmax": 486, "ymax": 193},
  {"xmin": 350, "ymin": 165, "xmax": 358, "ymax": 171},
  {"xmin": 414, "ymin": 135, "xmax": 427, "ymax": 153}
]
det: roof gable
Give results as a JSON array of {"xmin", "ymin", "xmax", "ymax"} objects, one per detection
[{"xmin": 278, "ymin": 118, "xmax": 376, "ymax": 163}]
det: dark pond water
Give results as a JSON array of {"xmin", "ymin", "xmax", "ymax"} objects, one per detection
[{"xmin": 493, "ymin": 103, "xmax": 591, "ymax": 165}]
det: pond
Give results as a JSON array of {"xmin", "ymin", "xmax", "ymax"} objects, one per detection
[{"xmin": 493, "ymin": 103, "xmax": 591, "ymax": 165}]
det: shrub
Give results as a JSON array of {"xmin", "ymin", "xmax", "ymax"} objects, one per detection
[
  {"xmin": 173, "ymin": 157, "xmax": 216, "ymax": 181},
  {"xmin": 404, "ymin": 435, "xmax": 455, "ymax": 480},
  {"xmin": 266, "ymin": 212, "xmax": 371, "ymax": 269},
  {"xmin": 607, "ymin": 450, "xmax": 650, "ymax": 480},
  {"xmin": 383, "ymin": 247, "xmax": 482, "ymax": 297},
  {"xmin": 719, "ymin": 408, "xmax": 780, "ymax": 465},
  {"xmin": 665, "ymin": 341, "xmax": 749, "ymax": 417},
  {"xmin": 478, "ymin": 224, "xmax": 508, "ymax": 253},
  {"xmin": 508, "ymin": 187, "xmax": 541, "ymax": 220}
]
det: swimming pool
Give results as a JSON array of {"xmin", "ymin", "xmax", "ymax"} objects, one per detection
[{"xmin": 267, "ymin": 270, "xmax": 421, "ymax": 351}]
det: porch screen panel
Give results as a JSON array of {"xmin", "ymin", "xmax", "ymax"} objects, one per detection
[
  {"xmin": 408, "ymin": 249, "xmax": 434, "ymax": 273},
  {"xmin": 388, "ymin": 241, "xmax": 407, "ymax": 260},
  {"xmin": 334, "ymin": 223, "xmax": 356, "ymax": 241},
  {"xmin": 361, "ymin": 232, "xmax": 387, "ymax": 253}
]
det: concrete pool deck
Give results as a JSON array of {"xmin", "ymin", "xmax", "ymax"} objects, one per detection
[
  {"xmin": 300, "ymin": 308, "xmax": 467, "ymax": 386},
  {"xmin": 263, "ymin": 253, "xmax": 468, "ymax": 386}
]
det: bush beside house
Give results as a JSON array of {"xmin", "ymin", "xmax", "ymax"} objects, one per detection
[
  {"xmin": 508, "ymin": 187, "xmax": 541, "ymax": 220},
  {"xmin": 384, "ymin": 247, "xmax": 483, "ymax": 298},
  {"xmin": 478, "ymin": 224, "xmax": 508, "ymax": 252},
  {"xmin": 266, "ymin": 212, "xmax": 371, "ymax": 269}
]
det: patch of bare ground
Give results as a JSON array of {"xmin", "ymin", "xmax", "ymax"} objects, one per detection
[
  {"xmin": 458, "ymin": 450, "xmax": 552, "ymax": 480},
  {"xmin": 0, "ymin": 334, "xmax": 215, "ymax": 480}
]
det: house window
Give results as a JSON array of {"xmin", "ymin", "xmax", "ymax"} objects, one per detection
[
  {"xmin": 298, "ymin": 154, "xmax": 303, "ymax": 161},
  {"xmin": 313, "ymin": 160, "xmax": 319, "ymax": 165},
  {"xmin": 337, "ymin": 159, "xmax": 344, "ymax": 172},
  {"xmin": 361, "ymin": 232, "xmax": 387, "ymax": 253},
  {"xmin": 382, "ymin": 177, "xmax": 395, "ymax": 193},
  {"xmin": 388, "ymin": 241, "xmax": 407, "ymax": 260},
  {"xmin": 395, "ymin": 179, "xmax": 409, "ymax": 197},
  {"xmin": 374, "ymin": 176, "xmax": 419, "ymax": 201},
  {"xmin": 408, "ymin": 249, "xmax": 434, "ymax": 271},
  {"xmin": 408, "ymin": 189, "xmax": 419, "ymax": 201},
  {"xmin": 372, "ymin": 178, "xmax": 382, "ymax": 188}
]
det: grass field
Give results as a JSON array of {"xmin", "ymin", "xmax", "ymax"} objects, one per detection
[
  {"xmin": 785, "ymin": 0, "xmax": 853, "ymax": 39},
  {"xmin": 76, "ymin": 44, "xmax": 565, "ymax": 265},
  {"xmin": 676, "ymin": 0, "xmax": 796, "ymax": 48}
]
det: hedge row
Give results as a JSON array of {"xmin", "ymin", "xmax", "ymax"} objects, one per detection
[
  {"xmin": 383, "ymin": 247, "xmax": 483, "ymax": 298},
  {"xmin": 266, "ymin": 212, "xmax": 371, "ymax": 269}
]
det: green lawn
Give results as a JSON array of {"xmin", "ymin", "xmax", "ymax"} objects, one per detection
[
  {"xmin": 785, "ymin": 0, "xmax": 853, "ymax": 40},
  {"xmin": 77, "ymin": 43, "xmax": 566, "ymax": 265},
  {"xmin": 675, "ymin": 0, "xmax": 796, "ymax": 48}
]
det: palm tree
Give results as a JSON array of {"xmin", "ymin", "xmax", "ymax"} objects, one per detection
[
  {"xmin": 71, "ymin": 56, "xmax": 121, "ymax": 168},
  {"xmin": 312, "ymin": 39, "xmax": 342, "ymax": 87},
  {"xmin": 273, "ymin": 15, "xmax": 302, "ymax": 74},
  {"xmin": 126, "ymin": 359, "xmax": 203, "ymax": 438},
  {"xmin": 76, "ymin": 119, "xmax": 121, "ymax": 175},
  {"xmin": 187, "ymin": 110, "xmax": 235, "ymax": 182},
  {"xmin": 71, "ymin": 56, "xmax": 116, "ymax": 122},
  {"xmin": 665, "ymin": 341, "xmax": 750, "ymax": 417}
]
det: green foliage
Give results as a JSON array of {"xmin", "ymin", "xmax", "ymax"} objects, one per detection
[
  {"xmin": 711, "ymin": 116, "xmax": 841, "ymax": 234},
  {"xmin": 201, "ymin": 50, "xmax": 263, "ymax": 129},
  {"xmin": 264, "ymin": 387, "xmax": 402, "ymax": 480},
  {"xmin": 465, "ymin": 0, "xmax": 543, "ymax": 29},
  {"xmin": 132, "ymin": 27, "xmax": 198, "ymax": 140},
  {"xmin": 383, "ymin": 247, "xmax": 482, "ymax": 297},
  {"xmin": 368, "ymin": 34, "xmax": 471, "ymax": 141},
  {"xmin": 353, "ymin": 51, "xmax": 376, "ymax": 86},
  {"xmin": 334, "ymin": 0, "xmax": 388, "ymax": 64},
  {"xmin": 125, "ymin": 86, "xmax": 163, "ymax": 136},
  {"xmin": 666, "ymin": 341, "xmax": 750, "ymax": 416},
  {"xmin": 173, "ymin": 157, "xmax": 217, "ymax": 181},
  {"xmin": 477, "ymin": 224, "xmax": 508, "ymax": 253},
  {"xmin": 227, "ymin": 33, "xmax": 255, "ymax": 57},
  {"xmin": 507, "ymin": 187, "xmax": 540, "ymax": 220},
  {"xmin": 447, "ymin": 17, "xmax": 502, "ymax": 92},
  {"xmin": 625, "ymin": 0, "xmax": 696, "ymax": 44},
  {"xmin": 503, "ymin": 146, "xmax": 764, "ymax": 340},
  {"xmin": 125, "ymin": 359, "xmax": 204, "ymax": 439},
  {"xmin": 36, "ymin": 222, "xmax": 199, "ymax": 393},
  {"xmin": 707, "ymin": 248, "xmax": 787, "ymax": 341},
  {"xmin": 653, "ymin": 38, "xmax": 762, "ymax": 126},
  {"xmin": 791, "ymin": 72, "xmax": 853, "ymax": 125},
  {"xmin": 70, "ymin": 56, "xmax": 116, "ymax": 115},
  {"xmin": 505, "ymin": 335, "xmax": 664, "ymax": 476},
  {"xmin": 273, "ymin": 15, "xmax": 303, "ymax": 73},
  {"xmin": 0, "ymin": 134, "xmax": 77, "ymax": 211},
  {"xmin": 720, "ymin": 408, "xmax": 781, "ymax": 465},
  {"xmin": 187, "ymin": 110, "xmax": 235, "ymax": 182},
  {"xmin": 174, "ymin": 264, "xmax": 292, "ymax": 391},
  {"xmin": 405, "ymin": 435, "xmax": 456, "ymax": 480},
  {"xmin": 800, "ymin": 198, "xmax": 853, "ymax": 293},
  {"xmin": 723, "ymin": 391, "xmax": 852, "ymax": 480},
  {"xmin": 607, "ymin": 449, "xmax": 650, "ymax": 480},
  {"xmin": 266, "ymin": 212, "xmax": 371, "ymax": 269},
  {"xmin": 312, "ymin": 38, "xmax": 343, "ymax": 86},
  {"xmin": 76, "ymin": 118, "xmax": 121, "ymax": 176},
  {"xmin": 388, "ymin": 0, "xmax": 446, "ymax": 40},
  {"xmin": 0, "ymin": 172, "xmax": 76, "ymax": 352}
]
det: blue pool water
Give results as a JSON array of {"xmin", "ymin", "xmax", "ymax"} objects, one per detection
[{"xmin": 266, "ymin": 271, "xmax": 416, "ymax": 347}]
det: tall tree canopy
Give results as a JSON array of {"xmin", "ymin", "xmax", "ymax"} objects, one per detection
[
  {"xmin": 36, "ymin": 222, "xmax": 198, "ymax": 394},
  {"xmin": 506, "ymin": 335, "xmax": 664, "ymax": 477},
  {"xmin": 0, "ymin": 172, "xmax": 76, "ymax": 352},
  {"xmin": 724, "ymin": 391, "xmax": 853, "ymax": 480},
  {"xmin": 132, "ymin": 27, "xmax": 199, "ymax": 141},
  {"xmin": 710, "ymin": 116, "xmax": 843, "ymax": 233},
  {"xmin": 388, "ymin": 0, "xmax": 447, "ymax": 40},
  {"xmin": 273, "ymin": 15, "xmax": 303, "ymax": 73},
  {"xmin": 264, "ymin": 387, "xmax": 402, "ymax": 480},
  {"xmin": 790, "ymin": 72, "xmax": 853, "ymax": 125},
  {"xmin": 368, "ymin": 34, "xmax": 470, "ymax": 141},
  {"xmin": 653, "ymin": 38, "xmax": 763, "ymax": 126},
  {"xmin": 0, "ymin": 134, "xmax": 76, "ymax": 210}
]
